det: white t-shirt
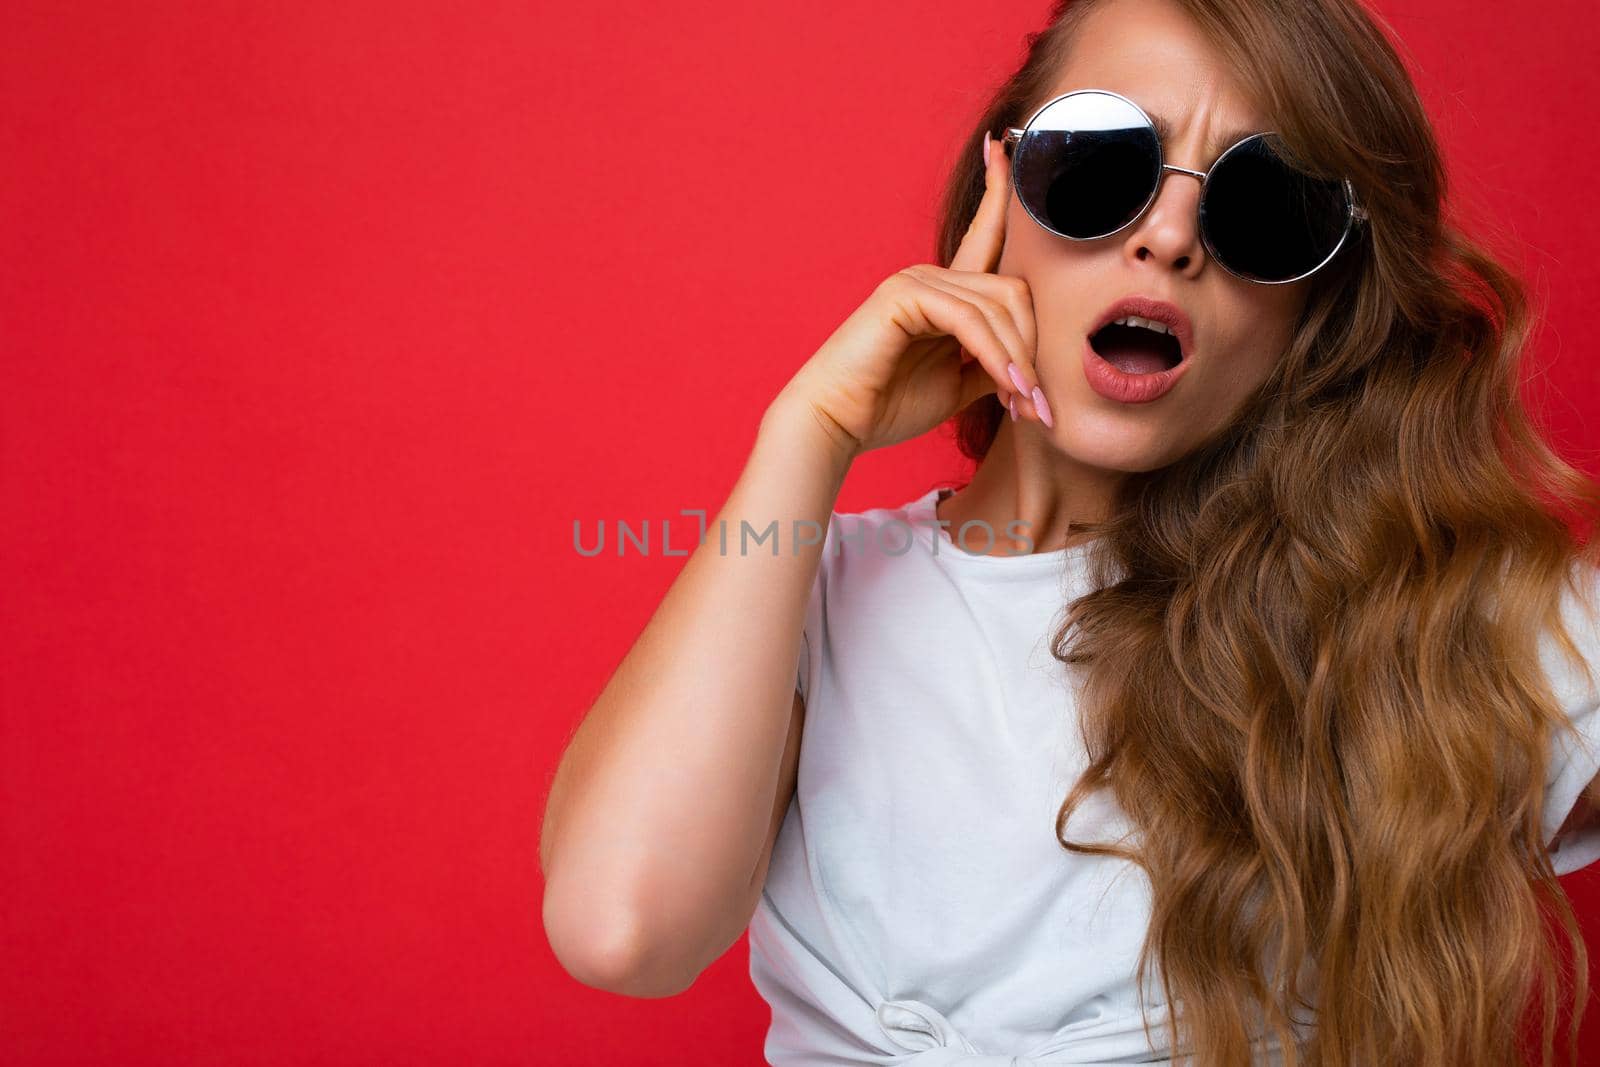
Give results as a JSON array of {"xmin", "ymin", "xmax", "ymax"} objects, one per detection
[{"xmin": 747, "ymin": 486, "xmax": 1600, "ymax": 1066}]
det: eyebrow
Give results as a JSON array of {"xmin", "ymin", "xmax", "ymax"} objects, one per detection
[{"xmin": 1146, "ymin": 113, "xmax": 1266, "ymax": 163}]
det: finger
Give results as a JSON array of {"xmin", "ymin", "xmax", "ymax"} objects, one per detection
[
  {"xmin": 934, "ymin": 267, "xmax": 1036, "ymax": 375},
  {"xmin": 954, "ymin": 269, "xmax": 1041, "ymax": 422},
  {"xmin": 905, "ymin": 265, "xmax": 1042, "ymax": 421},
  {"xmin": 948, "ymin": 129, "xmax": 1011, "ymax": 275},
  {"xmin": 916, "ymin": 267, "xmax": 1037, "ymax": 381},
  {"xmin": 906, "ymin": 270, "xmax": 1032, "ymax": 415},
  {"xmin": 884, "ymin": 270, "xmax": 1019, "ymax": 405}
]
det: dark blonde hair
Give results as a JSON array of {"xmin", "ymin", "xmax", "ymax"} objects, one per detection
[{"xmin": 935, "ymin": 1, "xmax": 1600, "ymax": 1064}]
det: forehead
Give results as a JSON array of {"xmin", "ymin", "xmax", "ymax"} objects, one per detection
[{"xmin": 1037, "ymin": 0, "xmax": 1269, "ymax": 159}]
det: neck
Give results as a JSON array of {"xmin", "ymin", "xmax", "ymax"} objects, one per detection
[{"xmin": 937, "ymin": 414, "xmax": 1124, "ymax": 556}]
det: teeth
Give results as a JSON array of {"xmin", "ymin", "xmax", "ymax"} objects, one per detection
[{"xmin": 1112, "ymin": 315, "xmax": 1173, "ymax": 336}]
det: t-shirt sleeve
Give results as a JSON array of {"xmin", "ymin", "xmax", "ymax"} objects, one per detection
[
  {"xmin": 1540, "ymin": 561, "xmax": 1600, "ymax": 876},
  {"xmin": 795, "ymin": 627, "xmax": 810, "ymax": 703},
  {"xmin": 794, "ymin": 515, "xmax": 834, "ymax": 706}
]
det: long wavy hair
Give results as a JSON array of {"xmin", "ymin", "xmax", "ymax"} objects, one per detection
[{"xmin": 934, "ymin": 1, "xmax": 1600, "ymax": 1063}]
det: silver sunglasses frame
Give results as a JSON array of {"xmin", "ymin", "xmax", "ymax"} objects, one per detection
[{"xmin": 1000, "ymin": 88, "xmax": 1369, "ymax": 285}]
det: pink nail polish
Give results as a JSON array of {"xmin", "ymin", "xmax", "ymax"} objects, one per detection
[
  {"xmin": 983, "ymin": 130, "xmax": 991, "ymax": 169},
  {"xmin": 1031, "ymin": 386, "xmax": 1055, "ymax": 429},
  {"xmin": 1006, "ymin": 362, "xmax": 1028, "ymax": 396},
  {"xmin": 1008, "ymin": 394, "xmax": 1018, "ymax": 422}
]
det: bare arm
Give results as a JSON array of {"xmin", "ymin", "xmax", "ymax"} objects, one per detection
[
  {"xmin": 539, "ymin": 391, "xmax": 850, "ymax": 997},
  {"xmin": 539, "ymin": 133, "xmax": 1046, "ymax": 997}
]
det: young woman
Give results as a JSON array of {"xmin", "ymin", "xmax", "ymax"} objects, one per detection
[{"xmin": 540, "ymin": 0, "xmax": 1600, "ymax": 1063}]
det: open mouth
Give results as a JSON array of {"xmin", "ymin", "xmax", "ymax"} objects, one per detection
[{"xmin": 1088, "ymin": 318, "xmax": 1185, "ymax": 375}]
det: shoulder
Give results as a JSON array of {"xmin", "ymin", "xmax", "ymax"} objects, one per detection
[
  {"xmin": 1536, "ymin": 556, "xmax": 1600, "ymax": 873},
  {"xmin": 813, "ymin": 489, "xmax": 943, "ymax": 572},
  {"xmin": 1538, "ymin": 557, "xmax": 1600, "ymax": 698}
]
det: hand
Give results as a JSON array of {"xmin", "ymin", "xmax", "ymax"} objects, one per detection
[{"xmin": 776, "ymin": 131, "xmax": 1049, "ymax": 462}]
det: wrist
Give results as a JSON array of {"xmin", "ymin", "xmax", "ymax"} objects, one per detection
[{"xmin": 758, "ymin": 385, "xmax": 857, "ymax": 482}]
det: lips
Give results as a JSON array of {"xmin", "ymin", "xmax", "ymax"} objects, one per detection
[
  {"xmin": 1081, "ymin": 295, "xmax": 1195, "ymax": 404},
  {"xmin": 1085, "ymin": 295, "xmax": 1194, "ymax": 362}
]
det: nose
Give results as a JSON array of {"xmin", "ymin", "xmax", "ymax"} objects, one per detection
[{"xmin": 1120, "ymin": 163, "xmax": 1207, "ymax": 277}]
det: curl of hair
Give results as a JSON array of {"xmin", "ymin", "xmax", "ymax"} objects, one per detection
[{"xmin": 933, "ymin": 1, "xmax": 1600, "ymax": 1064}]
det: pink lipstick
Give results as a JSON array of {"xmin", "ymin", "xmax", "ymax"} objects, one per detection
[{"xmin": 1081, "ymin": 295, "xmax": 1194, "ymax": 404}]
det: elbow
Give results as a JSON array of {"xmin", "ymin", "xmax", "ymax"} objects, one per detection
[{"xmin": 541, "ymin": 877, "xmax": 699, "ymax": 998}]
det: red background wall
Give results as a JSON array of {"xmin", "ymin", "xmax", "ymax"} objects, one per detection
[{"xmin": 4, "ymin": 1, "xmax": 1599, "ymax": 1063}]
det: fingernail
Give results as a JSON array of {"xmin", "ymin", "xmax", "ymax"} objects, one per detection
[
  {"xmin": 983, "ymin": 130, "xmax": 991, "ymax": 169},
  {"xmin": 1006, "ymin": 362, "xmax": 1029, "ymax": 396},
  {"xmin": 1008, "ymin": 394, "xmax": 1018, "ymax": 422},
  {"xmin": 1031, "ymin": 386, "xmax": 1055, "ymax": 429}
]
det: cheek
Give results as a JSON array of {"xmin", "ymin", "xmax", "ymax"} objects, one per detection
[
  {"xmin": 1212, "ymin": 288, "xmax": 1307, "ymax": 393},
  {"xmin": 997, "ymin": 198, "xmax": 1052, "ymax": 274},
  {"xmin": 1177, "ymin": 330, "xmax": 1294, "ymax": 444},
  {"xmin": 1220, "ymin": 336, "xmax": 1281, "ymax": 391},
  {"xmin": 1000, "ymin": 208, "xmax": 1097, "ymax": 345}
]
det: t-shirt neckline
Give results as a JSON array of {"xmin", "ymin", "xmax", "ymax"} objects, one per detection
[{"xmin": 904, "ymin": 486, "xmax": 1101, "ymax": 571}]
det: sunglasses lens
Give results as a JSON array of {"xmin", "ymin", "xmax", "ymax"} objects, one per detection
[
  {"xmin": 1201, "ymin": 136, "xmax": 1352, "ymax": 282},
  {"xmin": 1013, "ymin": 91, "xmax": 1160, "ymax": 240}
]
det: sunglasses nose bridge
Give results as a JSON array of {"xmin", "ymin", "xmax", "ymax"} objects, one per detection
[
  {"xmin": 1136, "ymin": 162, "xmax": 1209, "ymax": 226},
  {"xmin": 1161, "ymin": 162, "xmax": 1208, "ymax": 182},
  {"xmin": 1135, "ymin": 163, "xmax": 1207, "ymax": 214}
]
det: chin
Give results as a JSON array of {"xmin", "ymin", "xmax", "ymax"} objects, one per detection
[
  {"xmin": 1048, "ymin": 418, "xmax": 1186, "ymax": 475},
  {"xmin": 1049, "ymin": 441, "xmax": 1177, "ymax": 476}
]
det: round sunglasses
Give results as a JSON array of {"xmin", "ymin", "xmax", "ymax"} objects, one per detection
[{"xmin": 999, "ymin": 89, "xmax": 1369, "ymax": 285}]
